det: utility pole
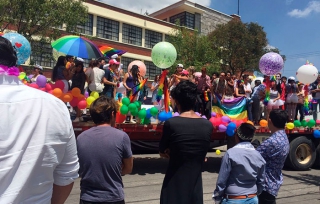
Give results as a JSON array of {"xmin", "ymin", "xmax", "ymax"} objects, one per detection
[{"xmin": 237, "ymin": 0, "xmax": 240, "ymax": 15}]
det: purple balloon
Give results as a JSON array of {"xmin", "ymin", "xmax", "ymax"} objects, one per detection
[
  {"xmin": 211, "ymin": 112, "xmax": 217, "ymax": 117},
  {"xmin": 195, "ymin": 112, "xmax": 201, "ymax": 116},
  {"xmin": 173, "ymin": 112, "xmax": 180, "ymax": 117},
  {"xmin": 221, "ymin": 116, "xmax": 231, "ymax": 123},
  {"xmin": 36, "ymin": 75, "xmax": 47, "ymax": 88},
  {"xmin": 202, "ymin": 115, "xmax": 207, "ymax": 119},
  {"xmin": 84, "ymin": 91, "xmax": 89, "ymax": 98},
  {"xmin": 28, "ymin": 74, "xmax": 34, "ymax": 79},
  {"xmin": 259, "ymin": 52, "xmax": 284, "ymax": 76},
  {"xmin": 218, "ymin": 124, "xmax": 227, "ymax": 132}
]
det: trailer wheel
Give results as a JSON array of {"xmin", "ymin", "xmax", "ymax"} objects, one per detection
[{"xmin": 286, "ymin": 136, "xmax": 316, "ymax": 171}]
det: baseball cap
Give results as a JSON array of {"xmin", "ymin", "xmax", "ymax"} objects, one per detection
[
  {"xmin": 109, "ymin": 59, "xmax": 120, "ymax": 65},
  {"xmin": 177, "ymin": 64, "xmax": 183, "ymax": 68},
  {"xmin": 34, "ymin": 64, "xmax": 43, "ymax": 70},
  {"xmin": 76, "ymin": 57, "xmax": 84, "ymax": 62},
  {"xmin": 180, "ymin": 69, "xmax": 189, "ymax": 75},
  {"xmin": 111, "ymin": 54, "xmax": 118, "ymax": 59},
  {"xmin": 288, "ymin": 76, "xmax": 295, "ymax": 81}
]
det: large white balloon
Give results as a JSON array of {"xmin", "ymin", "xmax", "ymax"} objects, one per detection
[{"xmin": 296, "ymin": 65, "xmax": 318, "ymax": 84}]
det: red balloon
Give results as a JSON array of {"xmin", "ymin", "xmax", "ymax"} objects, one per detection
[
  {"xmin": 29, "ymin": 83, "xmax": 39, "ymax": 89},
  {"xmin": 48, "ymin": 90, "xmax": 53, "ymax": 94},
  {"xmin": 77, "ymin": 100, "xmax": 87, "ymax": 109},
  {"xmin": 45, "ymin": 83, "xmax": 53, "ymax": 91},
  {"xmin": 209, "ymin": 117, "xmax": 216, "ymax": 126},
  {"xmin": 69, "ymin": 97, "xmax": 79, "ymax": 107},
  {"xmin": 40, "ymin": 88, "xmax": 46, "ymax": 91},
  {"xmin": 55, "ymin": 80, "xmax": 65, "ymax": 90}
]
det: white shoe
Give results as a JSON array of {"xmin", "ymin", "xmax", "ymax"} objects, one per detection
[{"xmin": 130, "ymin": 120, "xmax": 136, "ymax": 124}]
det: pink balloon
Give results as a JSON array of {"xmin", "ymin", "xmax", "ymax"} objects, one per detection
[
  {"xmin": 128, "ymin": 60, "xmax": 147, "ymax": 77},
  {"xmin": 45, "ymin": 83, "xmax": 53, "ymax": 91},
  {"xmin": 70, "ymin": 97, "xmax": 79, "ymax": 107},
  {"xmin": 221, "ymin": 116, "xmax": 231, "ymax": 123},
  {"xmin": 316, "ymin": 120, "xmax": 320, "ymax": 124},
  {"xmin": 55, "ymin": 80, "xmax": 65, "ymax": 90},
  {"xmin": 40, "ymin": 88, "xmax": 46, "ymax": 91},
  {"xmin": 77, "ymin": 100, "xmax": 87, "ymax": 109},
  {"xmin": 218, "ymin": 124, "xmax": 227, "ymax": 132},
  {"xmin": 29, "ymin": 83, "xmax": 39, "ymax": 89}
]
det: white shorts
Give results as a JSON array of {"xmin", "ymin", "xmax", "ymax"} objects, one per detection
[
  {"xmin": 268, "ymin": 99, "xmax": 284, "ymax": 109},
  {"xmin": 286, "ymin": 93, "xmax": 298, "ymax": 103}
]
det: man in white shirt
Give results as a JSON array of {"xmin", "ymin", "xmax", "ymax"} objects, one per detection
[{"xmin": 0, "ymin": 36, "xmax": 79, "ymax": 203}]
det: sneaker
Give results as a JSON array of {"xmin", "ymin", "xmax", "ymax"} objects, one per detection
[
  {"xmin": 130, "ymin": 120, "xmax": 136, "ymax": 124},
  {"xmin": 73, "ymin": 117, "xmax": 80, "ymax": 122}
]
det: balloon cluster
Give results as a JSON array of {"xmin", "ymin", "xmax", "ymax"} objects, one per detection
[
  {"xmin": 209, "ymin": 114, "xmax": 241, "ymax": 136},
  {"xmin": 287, "ymin": 119, "xmax": 316, "ymax": 130}
]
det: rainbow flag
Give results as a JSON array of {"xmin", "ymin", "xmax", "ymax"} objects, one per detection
[
  {"xmin": 164, "ymin": 78, "xmax": 170, "ymax": 113},
  {"xmin": 99, "ymin": 45, "xmax": 126, "ymax": 58},
  {"xmin": 129, "ymin": 78, "xmax": 148, "ymax": 102},
  {"xmin": 212, "ymin": 94, "xmax": 247, "ymax": 120},
  {"xmin": 156, "ymin": 70, "xmax": 168, "ymax": 102}
]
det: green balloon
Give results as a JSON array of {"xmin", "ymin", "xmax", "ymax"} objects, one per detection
[
  {"xmin": 307, "ymin": 119, "xmax": 316, "ymax": 128},
  {"xmin": 122, "ymin": 97, "xmax": 130, "ymax": 106},
  {"xmin": 151, "ymin": 42, "xmax": 177, "ymax": 69},
  {"xmin": 301, "ymin": 120, "xmax": 307, "ymax": 127},
  {"xmin": 138, "ymin": 109, "xmax": 147, "ymax": 119},
  {"xmin": 141, "ymin": 118, "xmax": 150, "ymax": 125},
  {"xmin": 293, "ymin": 120, "xmax": 301, "ymax": 127},
  {"xmin": 128, "ymin": 103, "xmax": 136, "ymax": 112},
  {"xmin": 120, "ymin": 105, "xmax": 129, "ymax": 115},
  {"xmin": 131, "ymin": 107, "xmax": 138, "ymax": 116},
  {"xmin": 134, "ymin": 101, "xmax": 141, "ymax": 109},
  {"xmin": 150, "ymin": 107, "xmax": 158, "ymax": 117}
]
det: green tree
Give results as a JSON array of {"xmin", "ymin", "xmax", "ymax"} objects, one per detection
[
  {"xmin": 167, "ymin": 27, "xmax": 219, "ymax": 74},
  {"xmin": 208, "ymin": 19, "xmax": 269, "ymax": 75}
]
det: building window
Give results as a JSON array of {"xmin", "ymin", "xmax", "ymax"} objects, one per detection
[
  {"xmin": 164, "ymin": 34, "xmax": 171, "ymax": 42},
  {"xmin": 144, "ymin": 61, "xmax": 161, "ymax": 80},
  {"xmin": 76, "ymin": 14, "xmax": 93, "ymax": 35},
  {"xmin": 121, "ymin": 57, "xmax": 136, "ymax": 73},
  {"xmin": 145, "ymin": 29, "xmax": 163, "ymax": 48},
  {"xmin": 30, "ymin": 42, "xmax": 55, "ymax": 68},
  {"xmin": 169, "ymin": 12, "xmax": 195, "ymax": 29},
  {"xmin": 97, "ymin": 16, "xmax": 119, "ymax": 41},
  {"xmin": 122, "ymin": 23, "xmax": 142, "ymax": 46}
]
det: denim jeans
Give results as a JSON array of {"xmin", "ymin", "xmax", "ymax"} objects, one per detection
[
  {"xmin": 246, "ymin": 99, "xmax": 253, "ymax": 121},
  {"xmin": 295, "ymin": 103, "xmax": 304, "ymax": 121},
  {"xmin": 312, "ymin": 99, "xmax": 320, "ymax": 120},
  {"xmin": 221, "ymin": 196, "xmax": 258, "ymax": 204},
  {"xmin": 104, "ymin": 91, "xmax": 113, "ymax": 98}
]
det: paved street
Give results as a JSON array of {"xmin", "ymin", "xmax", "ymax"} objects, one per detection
[{"xmin": 66, "ymin": 151, "xmax": 320, "ymax": 204}]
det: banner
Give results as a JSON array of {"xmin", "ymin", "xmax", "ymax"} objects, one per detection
[{"xmin": 212, "ymin": 94, "xmax": 248, "ymax": 120}]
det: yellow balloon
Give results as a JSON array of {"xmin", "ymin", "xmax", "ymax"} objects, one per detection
[
  {"xmin": 216, "ymin": 149, "xmax": 221, "ymax": 155},
  {"xmin": 18, "ymin": 72, "xmax": 26, "ymax": 80},
  {"xmin": 90, "ymin": 91, "xmax": 99, "ymax": 99},
  {"xmin": 86, "ymin": 96, "xmax": 96, "ymax": 105},
  {"xmin": 286, "ymin": 122, "xmax": 294, "ymax": 130}
]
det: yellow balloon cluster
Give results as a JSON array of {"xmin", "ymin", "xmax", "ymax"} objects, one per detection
[
  {"xmin": 86, "ymin": 91, "xmax": 100, "ymax": 108},
  {"xmin": 286, "ymin": 122, "xmax": 294, "ymax": 130}
]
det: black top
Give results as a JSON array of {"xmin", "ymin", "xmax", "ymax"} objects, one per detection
[
  {"xmin": 159, "ymin": 117, "xmax": 213, "ymax": 204},
  {"xmin": 103, "ymin": 69, "xmax": 114, "ymax": 93},
  {"xmin": 71, "ymin": 72, "xmax": 86, "ymax": 94}
]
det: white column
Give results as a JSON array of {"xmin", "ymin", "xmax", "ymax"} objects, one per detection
[
  {"xmin": 142, "ymin": 28, "xmax": 145, "ymax": 47},
  {"xmin": 92, "ymin": 15, "xmax": 97, "ymax": 36},
  {"xmin": 119, "ymin": 22, "xmax": 123, "ymax": 42}
]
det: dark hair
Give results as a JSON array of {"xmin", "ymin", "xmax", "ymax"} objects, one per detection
[
  {"xmin": 0, "ymin": 36, "xmax": 17, "ymax": 67},
  {"xmin": 277, "ymin": 73, "xmax": 281, "ymax": 77},
  {"xmin": 281, "ymin": 76, "xmax": 287, "ymax": 80},
  {"xmin": 243, "ymin": 74, "xmax": 249, "ymax": 80},
  {"xmin": 75, "ymin": 61, "xmax": 84, "ymax": 73},
  {"xmin": 226, "ymin": 71, "xmax": 232, "ymax": 75},
  {"xmin": 171, "ymin": 80, "xmax": 197, "ymax": 112},
  {"xmin": 90, "ymin": 96, "xmax": 118, "ymax": 125},
  {"xmin": 131, "ymin": 65, "xmax": 139, "ymax": 85},
  {"xmin": 212, "ymin": 72, "xmax": 219, "ymax": 77},
  {"xmin": 220, "ymin": 71, "xmax": 226, "ymax": 76},
  {"xmin": 98, "ymin": 57, "xmax": 106, "ymax": 63},
  {"xmin": 154, "ymin": 74, "xmax": 160, "ymax": 82},
  {"xmin": 52, "ymin": 56, "xmax": 66, "ymax": 82},
  {"xmin": 237, "ymin": 123, "xmax": 256, "ymax": 142},
  {"xmin": 255, "ymin": 80, "xmax": 261, "ymax": 86},
  {"xmin": 91, "ymin": 60, "xmax": 100, "ymax": 67},
  {"xmin": 269, "ymin": 109, "xmax": 288, "ymax": 128},
  {"xmin": 66, "ymin": 55, "xmax": 73, "ymax": 61}
]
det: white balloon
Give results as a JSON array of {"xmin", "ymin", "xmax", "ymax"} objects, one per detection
[
  {"xmin": 296, "ymin": 65, "xmax": 318, "ymax": 84},
  {"xmin": 251, "ymin": 77, "xmax": 264, "ymax": 88}
]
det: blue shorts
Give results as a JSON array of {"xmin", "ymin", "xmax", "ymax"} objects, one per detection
[{"xmin": 222, "ymin": 196, "xmax": 258, "ymax": 204}]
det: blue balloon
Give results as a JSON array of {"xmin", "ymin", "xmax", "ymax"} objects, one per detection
[
  {"xmin": 226, "ymin": 129, "xmax": 235, "ymax": 137},
  {"xmin": 227, "ymin": 122, "xmax": 237, "ymax": 130},
  {"xmin": 158, "ymin": 111, "xmax": 167, "ymax": 122},
  {"xmin": 146, "ymin": 109, "xmax": 152, "ymax": 119},
  {"xmin": 166, "ymin": 112, "xmax": 172, "ymax": 120},
  {"xmin": 313, "ymin": 130, "xmax": 320, "ymax": 138},
  {"xmin": 3, "ymin": 33, "xmax": 31, "ymax": 65}
]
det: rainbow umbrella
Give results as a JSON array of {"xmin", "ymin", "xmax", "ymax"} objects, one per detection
[
  {"xmin": 99, "ymin": 45, "xmax": 126, "ymax": 58},
  {"xmin": 51, "ymin": 35, "xmax": 103, "ymax": 59}
]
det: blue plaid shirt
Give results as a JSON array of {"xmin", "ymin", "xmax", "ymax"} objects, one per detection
[{"xmin": 256, "ymin": 130, "xmax": 289, "ymax": 196}]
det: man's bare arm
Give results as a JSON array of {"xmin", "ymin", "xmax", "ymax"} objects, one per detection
[{"xmin": 51, "ymin": 183, "xmax": 74, "ymax": 204}]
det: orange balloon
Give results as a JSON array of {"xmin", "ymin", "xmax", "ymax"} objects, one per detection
[
  {"xmin": 246, "ymin": 120, "xmax": 254, "ymax": 126},
  {"xmin": 77, "ymin": 94, "xmax": 85, "ymax": 100},
  {"xmin": 62, "ymin": 93, "xmax": 73, "ymax": 102},
  {"xmin": 52, "ymin": 88, "xmax": 63, "ymax": 98},
  {"xmin": 71, "ymin": 87, "xmax": 81, "ymax": 97},
  {"xmin": 259, "ymin": 119, "xmax": 268, "ymax": 127}
]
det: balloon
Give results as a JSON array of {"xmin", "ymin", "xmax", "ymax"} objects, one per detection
[
  {"xmin": 28, "ymin": 74, "xmax": 34, "ymax": 79},
  {"xmin": 158, "ymin": 111, "xmax": 167, "ymax": 121},
  {"xmin": 151, "ymin": 42, "xmax": 177, "ymax": 69},
  {"xmin": 211, "ymin": 112, "xmax": 217, "ymax": 117},
  {"xmin": 259, "ymin": 52, "xmax": 284, "ymax": 75},
  {"xmin": 293, "ymin": 120, "xmax": 301, "ymax": 127},
  {"xmin": 166, "ymin": 112, "xmax": 173, "ymax": 120},
  {"xmin": 18, "ymin": 72, "xmax": 26, "ymax": 80},
  {"xmin": 62, "ymin": 93, "xmax": 73, "ymax": 103},
  {"xmin": 120, "ymin": 105, "xmax": 129, "ymax": 115},
  {"xmin": 130, "ymin": 107, "xmax": 138, "ymax": 116},
  {"xmin": 77, "ymin": 100, "xmax": 87, "ymax": 109},
  {"xmin": 90, "ymin": 91, "xmax": 99, "ymax": 99},
  {"xmin": 246, "ymin": 121, "xmax": 254, "ymax": 126},
  {"xmin": 226, "ymin": 129, "xmax": 235, "ymax": 137},
  {"xmin": 227, "ymin": 122, "xmax": 237, "ymax": 130},
  {"xmin": 286, "ymin": 122, "xmax": 294, "ymax": 130},
  {"xmin": 202, "ymin": 115, "xmax": 207, "ymax": 119},
  {"xmin": 52, "ymin": 88, "xmax": 62, "ymax": 97},
  {"xmin": 195, "ymin": 112, "xmax": 201, "ymax": 116},
  {"xmin": 29, "ymin": 83, "xmax": 39, "ymax": 89},
  {"xmin": 296, "ymin": 64, "xmax": 318, "ymax": 84},
  {"xmin": 218, "ymin": 124, "xmax": 227, "ymax": 132},
  {"xmin": 307, "ymin": 119, "xmax": 316, "ymax": 128},
  {"xmin": 209, "ymin": 117, "xmax": 217, "ymax": 126},
  {"xmin": 77, "ymin": 94, "xmax": 85, "ymax": 100},
  {"xmin": 221, "ymin": 116, "xmax": 231, "ymax": 123},
  {"xmin": 259, "ymin": 119, "xmax": 268, "ymax": 127},
  {"xmin": 150, "ymin": 107, "xmax": 158, "ymax": 117},
  {"xmin": 128, "ymin": 103, "xmax": 137, "ymax": 112},
  {"xmin": 138, "ymin": 109, "xmax": 147, "ymax": 119},
  {"xmin": 36, "ymin": 75, "xmax": 47, "ymax": 88},
  {"xmin": 54, "ymin": 80, "xmax": 65, "ymax": 91},
  {"xmin": 317, "ymin": 119, "xmax": 320, "ymax": 125},
  {"xmin": 45, "ymin": 83, "xmax": 53, "ymax": 91},
  {"xmin": 122, "ymin": 97, "xmax": 130, "ymax": 106},
  {"xmin": 216, "ymin": 149, "xmax": 221, "ymax": 155},
  {"xmin": 71, "ymin": 87, "xmax": 81, "ymax": 97},
  {"xmin": 128, "ymin": 60, "xmax": 147, "ymax": 77},
  {"xmin": 86, "ymin": 96, "xmax": 95, "ymax": 105},
  {"xmin": 313, "ymin": 130, "xmax": 320, "ymax": 138},
  {"xmin": 69, "ymin": 97, "xmax": 79, "ymax": 107},
  {"xmin": 173, "ymin": 112, "xmax": 180, "ymax": 117},
  {"xmin": 3, "ymin": 33, "xmax": 31, "ymax": 65},
  {"xmin": 134, "ymin": 101, "xmax": 141, "ymax": 109},
  {"xmin": 301, "ymin": 120, "xmax": 307, "ymax": 127},
  {"xmin": 146, "ymin": 109, "xmax": 152, "ymax": 119},
  {"xmin": 84, "ymin": 91, "xmax": 89, "ymax": 98}
]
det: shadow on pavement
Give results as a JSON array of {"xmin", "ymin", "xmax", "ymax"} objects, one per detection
[
  {"xmin": 282, "ymin": 172, "xmax": 320, "ymax": 186},
  {"xmin": 130, "ymin": 156, "xmax": 222, "ymax": 175}
]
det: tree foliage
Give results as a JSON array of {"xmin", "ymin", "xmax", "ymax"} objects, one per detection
[
  {"xmin": 167, "ymin": 27, "xmax": 220, "ymax": 74},
  {"xmin": 208, "ymin": 19, "xmax": 269, "ymax": 75}
]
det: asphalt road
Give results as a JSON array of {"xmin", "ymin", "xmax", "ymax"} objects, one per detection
[{"xmin": 65, "ymin": 152, "xmax": 320, "ymax": 204}]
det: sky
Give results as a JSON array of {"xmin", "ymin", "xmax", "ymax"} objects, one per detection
[{"xmin": 100, "ymin": 0, "xmax": 320, "ymax": 77}]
